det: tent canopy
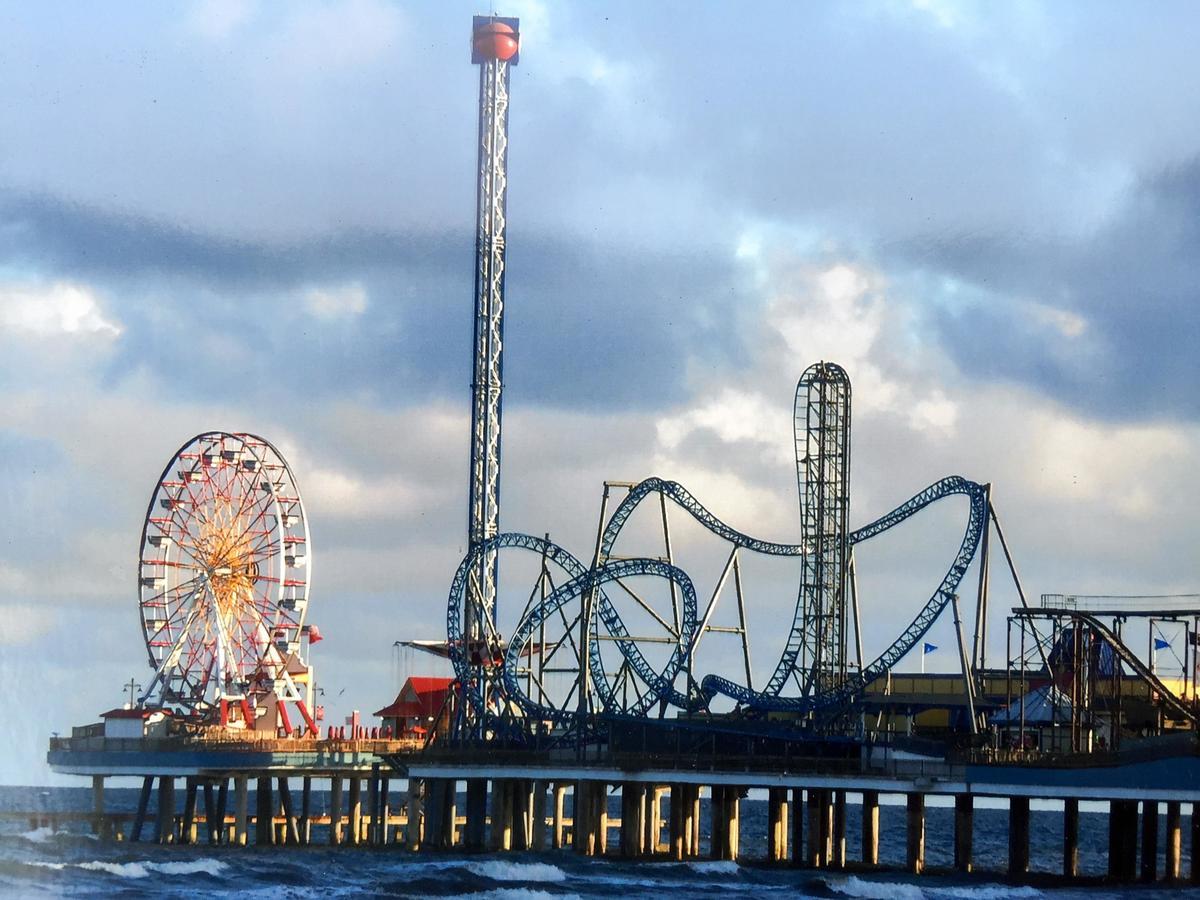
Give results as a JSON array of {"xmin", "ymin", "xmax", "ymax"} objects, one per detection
[{"xmin": 989, "ymin": 684, "xmax": 1080, "ymax": 726}]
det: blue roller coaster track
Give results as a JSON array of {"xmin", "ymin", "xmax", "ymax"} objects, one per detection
[
  {"xmin": 446, "ymin": 532, "xmax": 700, "ymax": 726},
  {"xmin": 446, "ymin": 474, "xmax": 989, "ymax": 726}
]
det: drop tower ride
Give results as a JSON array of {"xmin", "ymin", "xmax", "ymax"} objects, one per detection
[{"xmin": 466, "ymin": 17, "xmax": 519, "ymax": 654}]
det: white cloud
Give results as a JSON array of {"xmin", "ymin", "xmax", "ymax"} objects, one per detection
[
  {"xmin": 657, "ymin": 387, "xmax": 788, "ymax": 460},
  {"xmin": 503, "ymin": 0, "xmax": 550, "ymax": 50},
  {"xmin": 1028, "ymin": 300, "xmax": 1087, "ymax": 339},
  {"xmin": 907, "ymin": 0, "xmax": 969, "ymax": 31},
  {"xmin": 0, "ymin": 281, "xmax": 121, "ymax": 339},
  {"xmin": 303, "ymin": 282, "xmax": 368, "ymax": 319},
  {"xmin": 185, "ymin": 0, "xmax": 256, "ymax": 40},
  {"xmin": 303, "ymin": 465, "xmax": 439, "ymax": 520},
  {"xmin": 1020, "ymin": 412, "xmax": 1188, "ymax": 518},
  {"xmin": 0, "ymin": 604, "xmax": 58, "ymax": 646},
  {"xmin": 270, "ymin": 0, "xmax": 403, "ymax": 72}
]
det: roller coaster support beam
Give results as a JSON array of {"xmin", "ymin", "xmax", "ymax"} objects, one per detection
[
  {"xmin": 989, "ymin": 497, "xmax": 1029, "ymax": 611},
  {"xmin": 990, "ymin": 496, "xmax": 1052, "ymax": 674},
  {"xmin": 951, "ymin": 592, "xmax": 978, "ymax": 734},
  {"xmin": 972, "ymin": 483, "xmax": 992, "ymax": 672},
  {"xmin": 579, "ymin": 484, "xmax": 616, "ymax": 733},
  {"xmin": 849, "ymin": 551, "xmax": 864, "ymax": 674}
]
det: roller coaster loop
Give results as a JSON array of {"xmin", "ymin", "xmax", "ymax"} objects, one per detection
[
  {"xmin": 447, "ymin": 477, "xmax": 988, "ymax": 724},
  {"xmin": 446, "ymin": 532, "xmax": 699, "ymax": 723},
  {"xmin": 600, "ymin": 475, "xmax": 989, "ymax": 713}
]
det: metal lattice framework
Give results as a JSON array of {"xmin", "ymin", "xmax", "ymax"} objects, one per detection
[
  {"xmin": 136, "ymin": 432, "xmax": 316, "ymax": 732},
  {"xmin": 445, "ymin": 473, "xmax": 987, "ymax": 730},
  {"xmin": 600, "ymin": 474, "xmax": 988, "ymax": 714},
  {"xmin": 444, "ymin": 360, "xmax": 994, "ymax": 734},
  {"xmin": 777, "ymin": 361, "xmax": 852, "ymax": 700},
  {"xmin": 465, "ymin": 23, "xmax": 514, "ymax": 649},
  {"xmin": 445, "ymin": 532, "xmax": 697, "ymax": 731}
]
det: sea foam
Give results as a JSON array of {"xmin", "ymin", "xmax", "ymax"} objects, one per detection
[
  {"xmin": 28, "ymin": 858, "xmax": 228, "ymax": 880},
  {"xmin": 462, "ymin": 891, "xmax": 581, "ymax": 900},
  {"xmin": 684, "ymin": 860, "xmax": 740, "ymax": 876},
  {"xmin": 928, "ymin": 887, "xmax": 1041, "ymax": 900},
  {"xmin": 827, "ymin": 876, "xmax": 925, "ymax": 900},
  {"xmin": 467, "ymin": 860, "xmax": 568, "ymax": 882},
  {"xmin": 18, "ymin": 827, "xmax": 57, "ymax": 844},
  {"xmin": 828, "ymin": 878, "xmax": 1042, "ymax": 900}
]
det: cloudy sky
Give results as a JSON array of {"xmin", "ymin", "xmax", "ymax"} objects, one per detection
[{"xmin": 2, "ymin": 1, "xmax": 1199, "ymax": 784}]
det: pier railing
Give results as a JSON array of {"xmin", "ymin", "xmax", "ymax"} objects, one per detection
[
  {"xmin": 48, "ymin": 734, "xmax": 427, "ymax": 755},
  {"xmin": 953, "ymin": 732, "xmax": 1199, "ymax": 768}
]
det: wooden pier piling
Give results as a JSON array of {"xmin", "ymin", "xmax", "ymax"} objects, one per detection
[
  {"xmin": 380, "ymin": 775, "xmax": 392, "ymax": 845},
  {"xmin": 132, "ymin": 776, "xmax": 152, "ymax": 843},
  {"xmin": 767, "ymin": 787, "xmax": 787, "ymax": 862},
  {"xmin": 905, "ymin": 792, "xmax": 925, "ymax": 875},
  {"xmin": 1008, "ymin": 796, "xmax": 1030, "ymax": 876},
  {"xmin": 182, "ymin": 778, "xmax": 198, "ymax": 845},
  {"xmin": 954, "ymin": 793, "xmax": 973, "ymax": 873},
  {"xmin": 832, "ymin": 790, "xmax": 846, "ymax": 868},
  {"xmin": 300, "ymin": 776, "xmax": 312, "ymax": 845},
  {"xmin": 807, "ymin": 788, "xmax": 833, "ymax": 867},
  {"xmin": 203, "ymin": 782, "xmax": 218, "ymax": 845},
  {"xmin": 216, "ymin": 779, "xmax": 229, "ymax": 845},
  {"xmin": 255, "ymin": 777, "xmax": 272, "ymax": 845},
  {"xmin": 157, "ymin": 776, "xmax": 176, "ymax": 845},
  {"xmin": 715, "ymin": 785, "xmax": 739, "ymax": 861},
  {"xmin": 1063, "ymin": 798, "xmax": 1079, "ymax": 877},
  {"xmin": 688, "ymin": 784, "xmax": 700, "ymax": 857},
  {"xmin": 465, "ymin": 778, "xmax": 487, "ymax": 851},
  {"xmin": 512, "ymin": 780, "xmax": 531, "ymax": 851},
  {"xmin": 91, "ymin": 776, "xmax": 105, "ymax": 840},
  {"xmin": 1166, "ymin": 801, "xmax": 1181, "ymax": 880},
  {"xmin": 329, "ymin": 777, "xmax": 343, "ymax": 846},
  {"xmin": 366, "ymin": 768, "xmax": 380, "ymax": 846},
  {"xmin": 406, "ymin": 776, "xmax": 424, "ymax": 850},
  {"xmin": 425, "ymin": 778, "xmax": 456, "ymax": 850},
  {"xmin": 669, "ymin": 784, "xmax": 683, "ymax": 860},
  {"xmin": 642, "ymin": 785, "xmax": 661, "ymax": 854},
  {"xmin": 233, "ymin": 776, "xmax": 248, "ymax": 846},
  {"xmin": 1140, "ymin": 800, "xmax": 1158, "ymax": 882},
  {"xmin": 279, "ymin": 777, "xmax": 300, "ymax": 844},
  {"xmin": 348, "ymin": 778, "xmax": 362, "ymax": 845},
  {"xmin": 1108, "ymin": 799, "xmax": 1138, "ymax": 881},
  {"xmin": 861, "ymin": 790, "xmax": 879, "ymax": 867},
  {"xmin": 789, "ymin": 788, "xmax": 803, "ymax": 865},
  {"xmin": 531, "ymin": 780, "xmax": 549, "ymax": 851}
]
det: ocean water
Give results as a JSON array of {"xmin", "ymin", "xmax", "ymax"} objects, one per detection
[{"xmin": 1, "ymin": 786, "xmax": 1196, "ymax": 898}]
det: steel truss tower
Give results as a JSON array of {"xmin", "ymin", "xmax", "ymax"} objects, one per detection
[
  {"xmin": 788, "ymin": 362, "xmax": 852, "ymax": 699},
  {"xmin": 466, "ymin": 17, "xmax": 519, "ymax": 650}
]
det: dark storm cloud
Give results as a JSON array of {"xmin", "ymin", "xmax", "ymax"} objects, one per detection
[
  {"xmin": 0, "ymin": 190, "xmax": 453, "ymax": 288},
  {"xmin": 891, "ymin": 156, "xmax": 1200, "ymax": 422},
  {"xmin": 0, "ymin": 190, "xmax": 743, "ymax": 411}
]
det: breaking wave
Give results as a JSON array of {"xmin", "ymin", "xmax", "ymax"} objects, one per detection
[
  {"xmin": 467, "ymin": 860, "xmax": 568, "ymax": 882},
  {"xmin": 29, "ymin": 858, "xmax": 228, "ymax": 880}
]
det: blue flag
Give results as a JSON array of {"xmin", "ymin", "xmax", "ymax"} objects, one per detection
[
  {"xmin": 1154, "ymin": 637, "xmax": 1171, "ymax": 651},
  {"xmin": 923, "ymin": 642, "xmax": 938, "ymax": 654}
]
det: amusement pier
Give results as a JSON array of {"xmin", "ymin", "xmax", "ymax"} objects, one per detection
[{"xmin": 47, "ymin": 14, "xmax": 1200, "ymax": 885}]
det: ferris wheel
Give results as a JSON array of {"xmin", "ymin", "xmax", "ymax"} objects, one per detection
[{"xmin": 136, "ymin": 432, "xmax": 316, "ymax": 734}]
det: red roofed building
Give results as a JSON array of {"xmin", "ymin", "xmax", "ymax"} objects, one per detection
[{"xmin": 374, "ymin": 676, "xmax": 454, "ymax": 738}]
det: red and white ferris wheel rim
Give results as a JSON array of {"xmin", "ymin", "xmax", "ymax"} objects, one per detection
[{"xmin": 137, "ymin": 432, "xmax": 311, "ymax": 714}]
